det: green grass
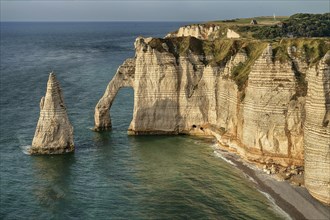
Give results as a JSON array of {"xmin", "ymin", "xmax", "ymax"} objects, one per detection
[
  {"xmin": 148, "ymin": 37, "xmax": 329, "ymax": 97},
  {"xmin": 272, "ymin": 38, "xmax": 330, "ymax": 97},
  {"xmin": 272, "ymin": 38, "xmax": 330, "ymax": 64},
  {"xmin": 230, "ymin": 41, "xmax": 268, "ymax": 90},
  {"xmin": 208, "ymin": 16, "xmax": 288, "ymax": 26},
  {"xmin": 209, "ymin": 39, "xmax": 238, "ymax": 65}
]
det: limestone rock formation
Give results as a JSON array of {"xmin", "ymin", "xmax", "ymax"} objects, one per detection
[
  {"xmin": 226, "ymin": 29, "xmax": 240, "ymax": 39},
  {"xmin": 30, "ymin": 72, "xmax": 74, "ymax": 154},
  {"xmin": 94, "ymin": 36, "xmax": 330, "ymax": 204},
  {"xmin": 241, "ymin": 44, "xmax": 303, "ymax": 165},
  {"xmin": 165, "ymin": 24, "xmax": 220, "ymax": 40},
  {"xmin": 304, "ymin": 52, "xmax": 330, "ymax": 205},
  {"xmin": 128, "ymin": 37, "xmax": 221, "ymax": 135},
  {"xmin": 94, "ymin": 58, "xmax": 135, "ymax": 131},
  {"xmin": 165, "ymin": 25, "xmax": 241, "ymax": 40}
]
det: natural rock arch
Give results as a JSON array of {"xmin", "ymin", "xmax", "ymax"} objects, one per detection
[{"xmin": 94, "ymin": 58, "xmax": 135, "ymax": 131}]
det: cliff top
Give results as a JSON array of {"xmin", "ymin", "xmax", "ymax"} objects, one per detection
[
  {"xmin": 179, "ymin": 13, "xmax": 330, "ymax": 39},
  {"xmin": 208, "ymin": 15, "xmax": 288, "ymax": 26}
]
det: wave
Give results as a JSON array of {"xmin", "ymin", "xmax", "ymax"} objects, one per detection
[
  {"xmin": 211, "ymin": 144, "xmax": 236, "ymax": 166},
  {"xmin": 258, "ymin": 190, "xmax": 292, "ymax": 220},
  {"xmin": 243, "ymin": 173, "xmax": 258, "ymax": 184},
  {"xmin": 20, "ymin": 145, "xmax": 31, "ymax": 155},
  {"xmin": 210, "ymin": 143, "xmax": 291, "ymax": 219}
]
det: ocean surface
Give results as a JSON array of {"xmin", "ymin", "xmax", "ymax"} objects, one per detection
[{"xmin": 1, "ymin": 22, "xmax": 286, "ymax": 219}]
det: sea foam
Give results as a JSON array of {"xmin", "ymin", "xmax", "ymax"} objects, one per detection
[
  {"xmin": 20, "ymin": 145, "xmax": 31, "ymax": 155},
  {"xmin": 211, "ymin": 144, "xmax": 237, "ymax": 166},
  {"xmin": 258, "ymin": 190, "xmax": 292, "ymax": 220}
]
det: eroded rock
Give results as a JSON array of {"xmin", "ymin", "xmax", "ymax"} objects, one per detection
[
  {"xmin": 30, "ymin": 72, "xmax": 74, "ymax": 154},
  {"xmin": 165, "ymin": 24, "xmax": 220, "ymax": 40},
  {"xmin": 94, "ymin": 58, "xmax": 135, "ymax": 131},
  {"xmin": 304, "ymin": 52, "xmax": 330, "ymax": 205}
]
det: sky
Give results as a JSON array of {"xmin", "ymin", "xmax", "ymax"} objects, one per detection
[{"xmin": 1, "ymin": 0, "xmax": 329, "ymax": 22}]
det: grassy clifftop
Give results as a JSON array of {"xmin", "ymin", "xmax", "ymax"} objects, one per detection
[
  {"xmin": 209, "ymin": 15, "xmax": 288, "ymax": 26},
  {"xmin": 208, "ymin": 13, "xmax": 330, "ymax": 39}
]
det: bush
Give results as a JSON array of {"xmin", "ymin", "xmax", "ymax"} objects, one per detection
[{"xmin": 239, "ymin": 13, "xmax": 330, "ymax": 39}]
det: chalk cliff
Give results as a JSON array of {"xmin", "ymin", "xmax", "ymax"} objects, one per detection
[
  {"xmin": 226, "ymin": 29, "xmax": 240, "ymax": 39},
  {"xmin": 165, "ymin": 24, "xmax": 241, "ymax": 40},
  {"xmin": 30, "ymin": 73, "xmax": 74, "ymax": 154},
  {"xmin": 94, "ymin": 36, "xmax": 330, "ymax": 204},
  {"xmin": 165, "ymin": 24, "xmax": 221, "ymax": 40},
  {"xmin": 304, "ymin": 52, "xmax": 330, "ymax": 204}
]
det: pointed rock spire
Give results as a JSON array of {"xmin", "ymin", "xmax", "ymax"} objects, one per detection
[{"xmin": 30, "ymin": 72, "xmax": 74, "ymax": 154}]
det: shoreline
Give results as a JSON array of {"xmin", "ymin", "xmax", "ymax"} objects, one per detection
[{"xmin": 213, "ymin": 145, "xmax": 330, "ymax": 220}]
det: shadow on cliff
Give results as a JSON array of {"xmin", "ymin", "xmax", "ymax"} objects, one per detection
[{"xmin": 131, "ymin": 98, "xmax": 183, "ymax": 134}]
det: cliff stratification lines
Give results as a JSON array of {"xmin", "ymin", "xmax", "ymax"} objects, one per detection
[
  {"xmin": 304, "ymin": 52, "xmax": 330, "ymax": 205},
  {"xmin": 94, "ymin": 58, "xmax": 135, "ymax": 131},
  {"xmin": 30, "ymin": 72, "xmax": 74, "ymax": 154},
  {"xmin": 94, "ymin": 35, "xmax": 330, "ymax": 204}
]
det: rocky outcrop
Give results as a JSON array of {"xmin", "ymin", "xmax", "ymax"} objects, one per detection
[
  {"xmin": 304, "ymin": 52, "xmax": 330, "ymax": 205},
  {"xmin": 94, "ymin": 36, "xmax": 330, "ymax": 204},
  {"xmin": 226, "ymin": 29, "xmax": 240, "ymax": 39},
  {"xmin": 165, "ymin": 25, "xmax": 241, "ymax": 40},
  {"xmin": 166, "ymin": 24, "xmax": 220, "ymax": 40},
  {"xmin": 30, "ymin": 73, "xmax": 74, "ymax": 154}
]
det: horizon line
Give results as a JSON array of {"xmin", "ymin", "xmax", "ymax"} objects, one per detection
[{"xmin": 0, "ymin": 20, "xmax": 203, "ymax": 23}]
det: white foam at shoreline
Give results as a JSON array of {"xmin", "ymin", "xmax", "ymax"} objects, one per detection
[
  {"xmin": 242, "ymin": 173, "xmax": 258, "ymax": 184},
  {"xmin": 211, "ymin": 143, "xmax": 237, "ymax": 166},
  {"xmin": 213, "ymin": 150, "xmax": 237, "ymax": 166},
  {"xmin": 20, "ymin": 145, "xmax": 31, "ymax": 155},
  {"xmin": 258, "ymin": 190, "xmax": 292, "ymax": 220},
  {"xmin": 210, "ymin": 143, "xmax": 292, "ymax": 219}
]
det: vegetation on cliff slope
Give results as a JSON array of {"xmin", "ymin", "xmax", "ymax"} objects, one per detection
[
  {"xmin": 210, "ymin": 16, "xmax": 288, "ymax": 25},
  {"xmin": 233, "ymin": 13, "xmax": 330, "ymax": 39},
  {"xmin": 148, "ymin": 37, "xmax": 329, "ymax": 95},
  {"xmin": 223, "ymin": 38, "xmax": 329, "ymax": 93}
]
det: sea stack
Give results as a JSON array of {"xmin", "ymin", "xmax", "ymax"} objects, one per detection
[{"xmin": 30, "ymin": 72, "xmax": 74, "ymax": 154}]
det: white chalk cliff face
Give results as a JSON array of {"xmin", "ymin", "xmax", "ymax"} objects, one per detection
[
  {"xmin": 166, "ymin": 25, "xmax": 241, "ymax": 40},
  {"xmin": 94, "ymin": 37, "xmax": 330, "ymax": 204},
  {"xmin": 166, "ymin": 24, "xmax": 221, "ymax": 40},
  {"xmin": 241, "ymin": 45, "xmax": 302, "ymax": 165},
  {"xmin": 226, "ymin": 29, "xmax": 240, "ymax": 39},
  {"xmin": 30, "ymin": 73, "xmax": 74, "ymax": 154},
  {"xmin": 304, "ymin": 52, "xmax": 330, "ymax": 205}
]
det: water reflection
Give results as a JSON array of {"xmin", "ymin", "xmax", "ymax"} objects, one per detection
[
  {"xmin": 126, "ymin": 136, "xmax": 216, "ymax": 218},
  {"xmin": 31, "ymin": 154, "xmax": 75, "ymax": 215},
  {"xmin": 92, "ymin": 131, "xmax": 111, "ymax": 147}
]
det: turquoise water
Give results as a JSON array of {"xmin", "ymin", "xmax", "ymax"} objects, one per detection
[{"xmin": 1, "ymin": 22, "xmax": 284, "ymax": 219}]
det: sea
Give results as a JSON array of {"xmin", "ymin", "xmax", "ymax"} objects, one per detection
[{"xmin": 0, "ymin": 22, "xmax": 287, "ymax": 219}]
